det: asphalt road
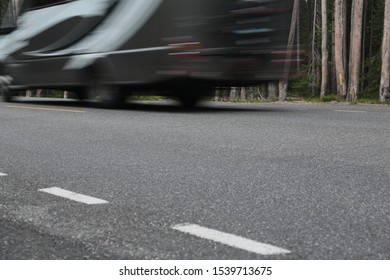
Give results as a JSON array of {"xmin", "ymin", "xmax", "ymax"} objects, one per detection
[{"xmin": 0, "ymin": 98, "xmax": 389, "ymax": 260}]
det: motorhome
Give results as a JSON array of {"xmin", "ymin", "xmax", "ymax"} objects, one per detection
[{"xmin": 0, "ymin": 0, "xmax": 293, "ymax": 107}]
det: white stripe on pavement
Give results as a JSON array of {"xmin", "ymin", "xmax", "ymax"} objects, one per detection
[
  {"xmin": 0, "ymin": 172, "xmax": 7, "ymax": 176},
  {"xmin": 335, "ymin": 110, "xmax": 367, "ymax": 113},
  {"xmin": 172, "ymin": 223, "xmax": 290, "ymax": 255},
  {"xmin": 38, "ymin": 187, "xmax": 109, "ymax": 205}
]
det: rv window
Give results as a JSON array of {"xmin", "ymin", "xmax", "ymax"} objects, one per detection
[
  {"xmin": 0, "ymin": 0, "xmax": 21, "ymax": 34},
  {"xmin": 20, "ymin": 0, "xmax": 75, "ymax": 14}
]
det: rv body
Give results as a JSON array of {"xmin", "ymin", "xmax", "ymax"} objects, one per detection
[{"xmin": 0, "ymin": 0, "xmax": 292, "ymax": 105}]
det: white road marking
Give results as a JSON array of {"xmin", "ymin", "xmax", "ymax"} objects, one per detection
[
  {"xmin": 172, "ymin": 223, "xmax": 290, "ymax": 255},
  {"xmin": 38, "ymin": 187, "xmax": 109, "ymax": 205},
  {"xmin": 0, "ymin": 172, "xmax": 7, "ymax": 176},
  {"xmin": 335, "ymin": 110, "xmax": 367, "ymax": 113}
]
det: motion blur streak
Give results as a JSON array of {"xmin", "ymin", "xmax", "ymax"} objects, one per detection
[{"xmin": 0, "ymin": 0, "xmax": 295, "ymax": 107}]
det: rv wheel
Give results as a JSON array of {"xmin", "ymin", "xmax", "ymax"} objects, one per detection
[
  {"xmin": 177, "ymin": 94, "xmax": 201, "ymax": 108},
  {"xmin": 1, "ymin": 88, "xmax": 14, "ymax": 102},
  {"xmin": 85, "ymin": 77, "xmax": 125, "ymax": 109},
  {"xmin": 174, "ymin": 87, "xmax": 211, "ymax": 108},
  {"xmin": 0, "ymin": 76, "xmax": 14, "ymax": 102}
]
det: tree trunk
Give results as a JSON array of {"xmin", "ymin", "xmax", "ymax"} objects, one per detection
[
  {"xmin": 310, "ymin": 0, "xmax": 320, "ymax": 96},
  {"xmin": 268, "ymin": 82, "xmax": 278, "ymax": 101},
  {"xmin": 347, "ymin": 0, "xmax": 364, "ymax": 102},
  {"xmin": 240, "ymin": 87, "xmax": 246, "ymax": 101},
  {"xmin": 380, "ymin": 0, "xmax": 390, "ymax": 103},
  {"xmin": 279, "ymin": 0, "xmax": 299, "ymax": 101},
  {"xmin": 335, "ymin": 0, "xmax": 347, "ymax": 98},
  {"xmin": 229, "ymin": 87, "xmax": 237, "ymax": 101},
  {"xmin": 320, "ymin": 0, "xmax": 329, "ymax": 97},
  {"xmin": 36, "ymin": 89, "xmax": 42, "ymax": 98},
  {"xmin": 214, "ymin": 88, "xmax": 221, "ymax": 101},
  {"xmin": 360, "ymin": 0, "xmax": 368, "ymax": 91},
  {"xmin": 259, "ymin": 83, "xmax": 267, "ymax": 100},
  {"xmin": 330, "ymin": 13, "xmax": 336, "ymax": 95}
]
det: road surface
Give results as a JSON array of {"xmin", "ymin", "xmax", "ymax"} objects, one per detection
[{"xmin": 0, "ymin": 98, "xmax": 389, "ymax": 259}]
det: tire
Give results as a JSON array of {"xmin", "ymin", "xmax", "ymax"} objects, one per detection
[
  {"xmin": 0, "ymin": 76, "xmax": 14, "ymax": 102},
  {"xmin": 2, "ymin": 89, "xmax": 14, "ymax": 102},
  {"xmin": 174, "ymin": 87, "xmax": 211, "ymax": 108},
  {"xmin": 177, "ymin": 94, "xmax": 201, "ymax": 108},
  {"xmin": 84, "ymin": 74, "xmax": 125, "ymax": 109}
]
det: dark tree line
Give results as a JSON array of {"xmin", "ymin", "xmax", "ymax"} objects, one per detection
[{"xmin": 291, "ymin": 0, "xmax": 389, "ymax": 103}]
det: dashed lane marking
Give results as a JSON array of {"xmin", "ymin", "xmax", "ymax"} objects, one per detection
[
  {"xmin": 38, "ymin": 187, "xmax": 109, "ymax": 205},
  {"xmin": 4, "ymin": 105, "xmax": 85, "ymax": 113},
  {"xmin": 0, "ymin": 172, "xmax": 7, "ymax": 176},
  {"xmin": 172, "ymin": 223, "xmax": 291, "ymax": 255},
  {"xmin": 335, "ymin": 110, "xmax": 367, "ymax": 113}
]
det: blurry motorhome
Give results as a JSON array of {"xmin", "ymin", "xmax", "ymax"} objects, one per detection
[{"xmin": 0, "ymin": 0, "xmax": 293, "ymax": 107}]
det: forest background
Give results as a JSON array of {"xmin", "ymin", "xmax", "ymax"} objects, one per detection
[
  {"xmin": 1, "ymin": 0, "xmax": 389, "ymax": 104},
  {"xmin": 224, "ymin": 0, "xmax": 390, "ymax": 104}
]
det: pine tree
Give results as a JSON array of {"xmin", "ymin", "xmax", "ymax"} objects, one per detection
[
  {"xmin": 334, "ymin": 0, "xmax": 347, "ymax": 98},
  {"xmin": 320, "ymin": 0, "xmax": 329, "ymax": 97},
  {"xmin": 347, "ymin": 0, "xmax": 364, "ymax": 102},
  {"xmin": 379, "ymin": 0, "xmax": 390, "ymax": 103}
]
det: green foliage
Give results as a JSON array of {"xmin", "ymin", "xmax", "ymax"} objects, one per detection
[
  {"xmin": 360, "ymin": 0, "xmax": 385, "ymax": 99},
  {"xmin": 289, "ymin": 69, "xmax": 319, "ymax": 98},
  {"xmin": 129, "ymin": 95, "xmax": 166, "ymax": 101},
  {"xmin": 46, "ymin": 90, "xmax": 66, "ymax": 98},
  {"xmin": 320, "ymin": 95, "xmax": 340, "ymax": 102},
  {"xmin": 356, "ymin": 98, "xmax": 384, "ymax": 105},
  {"xmin": 361, "ymin": 54, "xmax": 381, "ymax": 99}
]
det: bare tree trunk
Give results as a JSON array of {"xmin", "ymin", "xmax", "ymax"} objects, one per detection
[
  {"xmin": 64, "ymin": 91, "xmax": 68, "ymax": 99},
  {"xmin": 229, "ymin": 87, "xmax": 237, "ymax": 101},
  {"xmin": 310, "ymin": 0, "xmax": 320, "ymax": 96},
  {"xmin": 335, "ymin": 0, "xmax": 347, "ymax": 98},
  {"xmin": 360, "ymin": 0, "xmax": 368, "ymax": 91},
  {"xmin": 268, "ymin": 82, "xmax": 278, "ymax": 101},
  {"xmin": 279, "ymin": 0, "xmax": 299, "ymax": 101},
  {"xmin": 330, "ymin": 15, "xmax": 337, "ymax": 95},
  {"xmin": 347, "ymin": 0, "xmax": 364, "ymax": 102},
  {"xmin": 214, "ymin": 88, "xmax": 220, "ymax": 101},
  {"xmin": 368, "ymin": 1, "xmax": 374, "ymax": 57},
  {"xmin": 259, "ymin": 83, "xmax": 267, "ymax": 100},
  {"xmin": 380, "ymin": 0, "xmax": 390, "ymax": 103},
  {"xmin": 36, "ymin": 89, "xmax": 42, "ymax": 97},
  {"xmin": 320, "ymin": 0, "xmax": 329, "ymax": 97},
  {"xmin": 240, "ymin": 87, "xmax": 246, "ymax": 101}
]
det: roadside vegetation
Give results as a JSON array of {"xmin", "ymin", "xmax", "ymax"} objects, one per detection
[{"xmin": 14, "ymin": 88, "xmax": 389, "ymax": 105}]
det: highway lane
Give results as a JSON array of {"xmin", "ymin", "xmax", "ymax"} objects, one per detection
[{"xmin": 0, "ymin": 98, "xmax": 389, "ymax": 259}]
